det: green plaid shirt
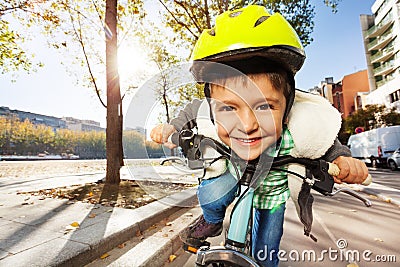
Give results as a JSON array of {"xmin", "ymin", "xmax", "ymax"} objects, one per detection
[
  {"xmin": 253, "ymin": 127, "xmax": 294, "ymax": 209},
  {"xmin": 228, "ymin": 127, "xmax": 294, "ymax": 210}
]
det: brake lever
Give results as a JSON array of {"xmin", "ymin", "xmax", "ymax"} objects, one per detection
[
  {"xmin": 160, "ymin": 157, "xmax": 187, "ymax": 166},
  {"xmin": 328, "ymin": 187, "xmax": 372, "ymax": 207},
  {"xmin": 308, "ymin": 160, "xmax": 372, "ymax": 207}
]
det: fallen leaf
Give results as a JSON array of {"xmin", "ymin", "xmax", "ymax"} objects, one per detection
[
  {"xmin": 88, "ymin": 192, "xmax": 94, "ymax": 197},
  {"xmin": 148, "ymin": 224, "xmax": 158, "ymax": 230},
  {"xmin": 70, "ymin": 222, "xmax": 80, "ymax": 228},
  {"xmin": 88, "ymin": 213, "xmax": 96, "ymax": 218},
  {"xmin": 169, "ymin": 255, "xmax": 177, "ymax": 262},
  {"xmin": 385, "ymin": 198, "xmax": 392, "ymax": 203},
  {"xmin": 118, "ymin": 243, "xmax": 126, "ymax": 249},
  {"xmin": 346, "ymin": 263, "xmax": 359, "ymax": 267},
  {"xmin": 136, "ymin": 230, "xmax": 141, "ymax": 237},
  {"xmin": 100, "ymin": 253, "xmax": 110, "ymax": 259}
]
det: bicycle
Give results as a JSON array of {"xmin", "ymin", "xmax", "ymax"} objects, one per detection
[{"xmin": 161, "ymin": 129, "xmax": 372, "ymax": 267}]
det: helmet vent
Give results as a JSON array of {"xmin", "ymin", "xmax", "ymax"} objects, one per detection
[
  {"xmin": 229, "ymin": 10, "xmax": 242, "ymax": 17},
  {"xmin": 208, "ymin": 29, "xmax": 215, "ymax": 36},
  {"xmin": 254, "ymin": 16, "xmax": 270, "ymax": 27}
]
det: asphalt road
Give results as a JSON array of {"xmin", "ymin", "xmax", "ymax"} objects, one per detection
[
  {"xmin": 168, "ymin": 168, "xmax": 400, "ymax": 267},
  {"xmin": 368, "ymin": 168, "xmax": 400, "ymax": 191}
]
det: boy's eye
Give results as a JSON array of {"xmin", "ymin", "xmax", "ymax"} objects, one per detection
[
  {"xmin": 256, "ymin": 104, "xmax": 271, "ymax": 110},
  {"xmin": 219, "ymin": 105, "xmax": 235, "ymax": 112}
]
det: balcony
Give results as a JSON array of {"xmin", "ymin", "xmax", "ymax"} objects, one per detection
[
  {"xmin": 370, "ymin": 45, "xmax": 395, "ymax": 63},
  {"xmin": 376, "ymin": 74, "xmax": 395, "ymax": 88},
  {"xmin": 374, "ymin": 61, "xmax": 395, "ymax": 76},
  {"xmin": 366, "ymin": 13, "xmax": 394, "ymax": 38},
  {"xmin": 367, "ymin": 28, "xmax": 394, "ymax": 51}
]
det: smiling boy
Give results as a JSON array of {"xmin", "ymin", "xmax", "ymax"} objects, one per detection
[{"xmin": 150, "ymin": 5, "xmax": 369, "ymax": 267}]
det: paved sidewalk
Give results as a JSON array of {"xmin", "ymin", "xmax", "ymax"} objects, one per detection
[{"xmin": 0, "ymin": 164, "xmax": 200, "ymax": 267}]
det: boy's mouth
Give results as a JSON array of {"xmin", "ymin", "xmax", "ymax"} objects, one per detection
[{"xmin": 233, "ymin": 137, "xmax": 262, "ymax": 145}]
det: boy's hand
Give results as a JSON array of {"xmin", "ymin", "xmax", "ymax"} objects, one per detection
[
  {"xmin": 150, "ymin": 124, "xmax": 177, "ymax": 149},
  {"xmin": 332, "ymin": 156, "xmax": 369, "ymax": 184}
]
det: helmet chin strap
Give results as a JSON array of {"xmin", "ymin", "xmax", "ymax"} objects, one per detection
[{"xmin": 283, "ymin": 72, "xmax": 296, "ymax": 122}]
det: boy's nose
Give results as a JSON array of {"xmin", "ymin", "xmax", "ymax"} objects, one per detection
[{"xmin": 239, "ymin": 108, "xmax": 259, "ymax": 134}]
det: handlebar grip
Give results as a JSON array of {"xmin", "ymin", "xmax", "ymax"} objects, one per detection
[
  {"xmin": 362, "ymin": 174, "xmax": 372, "ymax": 186},
  {"xmin": 169, "ymin": 132, "xmax": 180, "ymax": 146},
  {"xmin": 327, "ymin": 163, "xmax": 372, "ymax": 186},
  {"xmin": 327, "ymin": 163, "xmax": 340, "ymax": 176}
]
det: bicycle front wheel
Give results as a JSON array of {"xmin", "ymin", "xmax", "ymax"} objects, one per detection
[{"xmin": 195, "ymin": 248, "xmax": 260, "ymax": 267}]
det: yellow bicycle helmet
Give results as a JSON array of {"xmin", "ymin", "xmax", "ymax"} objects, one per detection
[{"xmin": 191, "ymin": 5, "xmax": 305, "ymax": 76}]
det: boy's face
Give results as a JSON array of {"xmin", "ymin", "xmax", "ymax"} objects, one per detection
[{"xmin": 210, "ymin": 73, "xmax": 286, "ymax": 161}]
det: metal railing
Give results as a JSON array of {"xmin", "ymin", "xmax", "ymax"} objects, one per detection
[
  {"xmin": 370, "ymin": 45, "xmax": 395, "ymax": 62},
  {"xmin": 366, "ymin": 12, "xmax": 393, "ymax": 37},
  {"xmin": 367, "ymin": 28, "xmax": 393, "ymax": 50}
]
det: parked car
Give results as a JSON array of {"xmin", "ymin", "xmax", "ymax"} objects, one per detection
[
  {"xmin": 347, "ymin": 125, "xmax": 400, "ymax": 167},
  {"xmin": 387, "ymin": 148, "xmax": 400, "ymax": 170}
]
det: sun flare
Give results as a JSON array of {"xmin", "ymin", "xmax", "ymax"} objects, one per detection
[{"xmin": 117, "ymin": 43, "xmax": 151, "ymax": 80}]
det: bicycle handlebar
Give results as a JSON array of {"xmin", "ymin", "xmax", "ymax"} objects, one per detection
[{"xmin": 164, "ymin": 130, "xmax": 372, "ymax": 206}]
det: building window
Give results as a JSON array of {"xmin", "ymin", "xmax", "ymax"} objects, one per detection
[{"xmin": 389, "ymin": 89, "xmax": 400, "ymax": 103}]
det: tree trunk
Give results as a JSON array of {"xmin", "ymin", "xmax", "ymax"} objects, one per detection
[
  {"xmin": 105, "ymin": 0, "xmax": 121, "ymax": 184},
  {"xmin": 119, "ymin": 103, "xmax": 124, "ymax": 167}
]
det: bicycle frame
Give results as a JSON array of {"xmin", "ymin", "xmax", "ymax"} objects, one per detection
[{"xmin": 192, "ymin": 183, "xmax": 260, "ymax": 267}]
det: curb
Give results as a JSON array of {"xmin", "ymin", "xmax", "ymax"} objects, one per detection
[
  {"xmin": 93, "ymin": 206, "xmax": 203, "ymax": 267},
  {"xmin": 66, "ymin": 187, "xmax": 199, "ymax": 267}
]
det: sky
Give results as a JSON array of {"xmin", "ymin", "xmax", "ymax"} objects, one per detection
[{"xmin": 0, "ymin": 0, "xmax": 377, "ymax": 128}]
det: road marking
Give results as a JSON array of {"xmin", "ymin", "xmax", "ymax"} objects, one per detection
[{"xmin": 315, "ymin": 212, "xmax": 358, "ymax": 265}]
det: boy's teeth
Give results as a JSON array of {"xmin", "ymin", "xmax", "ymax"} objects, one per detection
[{"xmin": 239, "ymin": 138, "xmax": 255, "ymax": 143}]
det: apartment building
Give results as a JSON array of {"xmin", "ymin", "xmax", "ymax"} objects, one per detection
[
  {"xmin": 313, "ymin": 71, "xmax": 370, "ymax": 119},
  {"xmin": 62, "ymin": 117, "xmax": 105, "ymax": 132},
  {"xmin": 360, "ymin": 0, "xmax": 400, "ymax": 110},
  {"xmin": 0, "ymin": 106, "xmax": 104, "ymax": 132},
  {"xmin": 0, "ymin": 106, "xmax": 67, "ymax": 131},
  {"xmin": 334, "ymin": 70, "xmax": 371, "ymax": 118}
]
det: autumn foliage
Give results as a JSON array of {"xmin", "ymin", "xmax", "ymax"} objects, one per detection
[
  {"xmin": 0, "ymin": 116, "xmax": 105, "ymax": 158},
  {"xmin": 0, "ymin": 116, "xmax": 164, "ymax": 159}
]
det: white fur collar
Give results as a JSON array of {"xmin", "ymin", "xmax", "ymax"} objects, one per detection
[{"xmin": 287, "ymin": 90, "xmax": 342, "ymax": 159}]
